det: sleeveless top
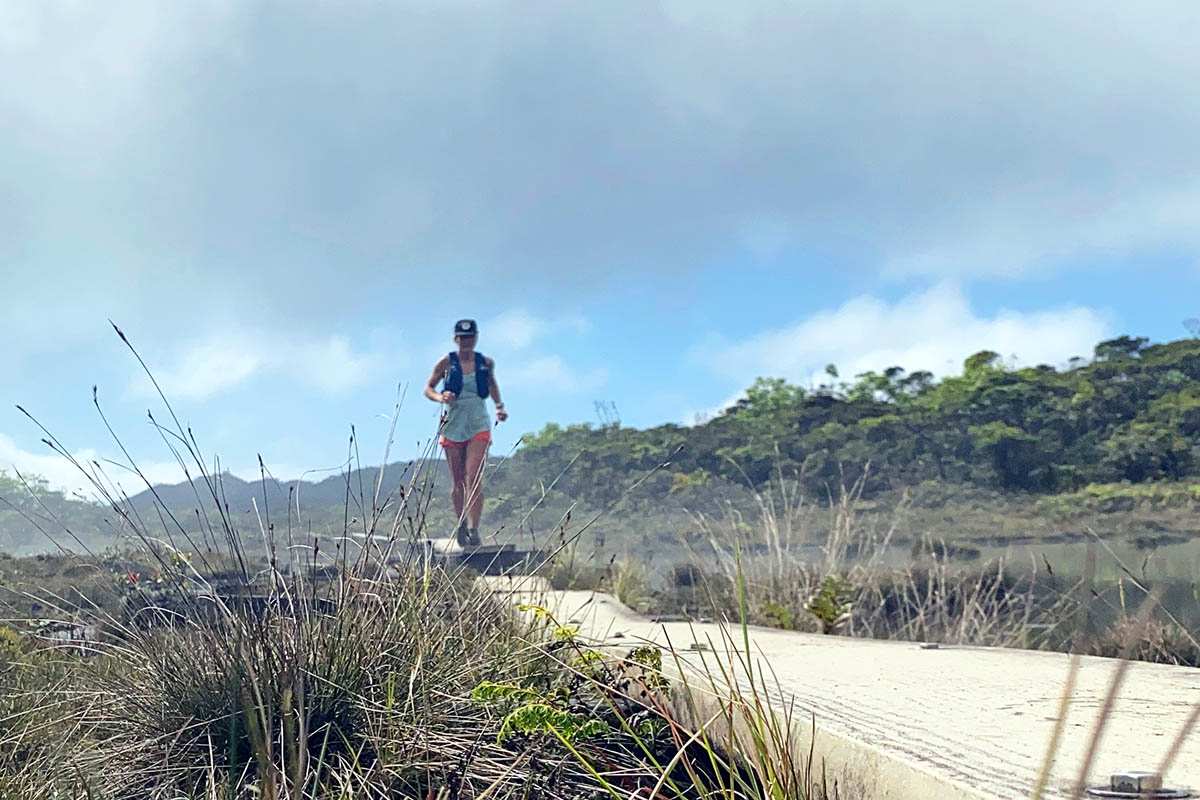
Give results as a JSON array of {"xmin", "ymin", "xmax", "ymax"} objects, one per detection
[{"xmin": 441, "ymin": 365, "xmax": 491, "ymax": 442}]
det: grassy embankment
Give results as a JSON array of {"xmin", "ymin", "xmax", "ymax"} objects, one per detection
[
  {"xmin": 0, "ymin": 428, "xmax": 828, "ymax": 799},
  {"xmin": 552, "ymin": 471, "xmax": 1200, "ymax": 668}
]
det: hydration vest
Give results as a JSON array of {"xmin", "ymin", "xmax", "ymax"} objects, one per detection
[{"xmin": 444, "ymin": 351, "xmax": 490, "ymax": 399}]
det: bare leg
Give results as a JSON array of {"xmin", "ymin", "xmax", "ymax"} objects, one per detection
[
  {"xmin": 464, "ymin": 437, "xmax": 489, "ymax": 530},
  {"xmin": 443, "ymin": 444, "xmax": 467, "ymax": 525}
]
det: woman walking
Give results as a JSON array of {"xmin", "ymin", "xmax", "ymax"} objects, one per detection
[{"xmin": 424, "ymin": 319, "xmax": 507, "ymax": 546}]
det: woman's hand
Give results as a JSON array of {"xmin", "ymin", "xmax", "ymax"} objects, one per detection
[
  {"xmin": 496, "ymin": 405, "xmax": 508, "ymax": 423},
  {"xmin": 441, "ymin": 390, "xmax": 455, "ymax": 404}
]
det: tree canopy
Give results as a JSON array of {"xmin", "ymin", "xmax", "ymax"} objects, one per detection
[{"xmin": 506, "ymin": 335, "xmax": 1200, "ymax": 506}]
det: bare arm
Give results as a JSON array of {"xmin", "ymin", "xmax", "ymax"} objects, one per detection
[
  {"xmin": 424, "ymin": 355, "xmax": 452, "ymax": 403},
  {"xmin": 487, "ymin": 358, "xmax": 508, "ymax": 422}
]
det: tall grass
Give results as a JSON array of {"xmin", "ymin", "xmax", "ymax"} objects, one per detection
[
  {"xmin": 635, "ymin": 469, "xmax": 1200, "ymax": 665},
  {"xmin": 0, "ymin": 501, "xmax": 832, "ymax": 799},
  {"xmin": 0, "ymin": 327, "xmax": 833, "ymax": 799},
  {"xmin": 0, "ymin": 442, "xmax": 609, "ymax": 796}
]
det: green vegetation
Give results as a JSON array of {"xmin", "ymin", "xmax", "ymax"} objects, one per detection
[
  {"xmin": 1035, "ymin": 480, "xmax": 1200, "ymax": 515},
  {"xmin": 472, "ymin": 334, "xmax": 1200, "ymax": 581},
  {"xmin": 0, "ymin": 509, "xmax": 830, "ymax": 799},
  {"xmin": 511, "ymin": 335, "xmax": 1200, "ymax": 504},
  {"xmin": 0, "ymin": 556, "xmax": 676, "ymax": 797},
  {"xmin": 0, "ymin": 542, "xmax": 837, "ymax": 799}
]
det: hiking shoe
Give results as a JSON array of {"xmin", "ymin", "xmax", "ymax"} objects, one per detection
[
  {"xmin": 467, "ymin": 527, "xmax": 481, "ymax": 546},
  {"xmin": 455, "ymin": 522, "xmax": 471, "ymax": 546}
]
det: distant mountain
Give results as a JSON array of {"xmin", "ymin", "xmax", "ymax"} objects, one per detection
[
  {"xmin": 126, "ymin": 461, "xmax": 453, "ymax": 517},
  {"xmin": 0, "ymin": 460, "xmax": 459, "ymax": 556}
]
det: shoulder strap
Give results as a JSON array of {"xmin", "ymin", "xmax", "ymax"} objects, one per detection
[
  {"xmin": 445, "ymin": 351, "xmax": 462, "ymax": 394},
  {"xmin": 474, "ymin": 352, "xmax": 489, "ymax": 399}
]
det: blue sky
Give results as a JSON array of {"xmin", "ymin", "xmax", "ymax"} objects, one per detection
[{"xmin": 2, "ymin": 1, "xmax": 1200, "ymax": 495}]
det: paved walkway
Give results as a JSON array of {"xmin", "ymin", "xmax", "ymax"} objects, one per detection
[{"xmin": 482, "ymin": 576, "xmax": 1200, "ymax": 800}]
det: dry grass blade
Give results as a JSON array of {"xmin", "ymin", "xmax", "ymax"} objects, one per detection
[
  {"xmin": 1155, "ymin": 697, "xmax": 1200, "ymax": 789},
  {"xmin": 1029, "ymin": 653, "xmax": 1081, "ymax": 800},
  {"xmin": 1069, "ymin": 588, "xmax": 1163, "ymax": 800}
]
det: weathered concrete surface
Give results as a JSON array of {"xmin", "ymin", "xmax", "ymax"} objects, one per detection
[
  {"xmin": 482, "ymin": 575, "xmax": 1200, "ymax": 800},
  {"xmin": 409, "ymin": 537, "xmax": 541, "ymax": 575}
]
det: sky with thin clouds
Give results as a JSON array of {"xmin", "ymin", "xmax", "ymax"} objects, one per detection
[{"xmin": 3, "ymin": 1, "xmax": 1200, "ymax": 495}]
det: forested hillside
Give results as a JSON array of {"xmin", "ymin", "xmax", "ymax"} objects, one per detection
[{"xmin": 505, "ymin": 335, "xmax": 1200, "ymax": 508}]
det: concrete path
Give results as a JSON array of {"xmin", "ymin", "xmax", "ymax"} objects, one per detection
[{"xmin": 482, "ymin": 576, "xmax": 1200, "ymax": 800}]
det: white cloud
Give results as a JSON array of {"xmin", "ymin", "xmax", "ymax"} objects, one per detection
[
  {"xmin": 298, "ymin": 336, "xmax": 381, "ymax": 394},
  {"xmin": 703, "ymin": 283, "xmax": 1113, "ymax": 390},
  {"xmin": 0, "ymin": 432, "xmax": 184, "ymax": 499},
  {"xmin": 127, "ymin": 329, "xmax": 384, "ymax": 401},
  {"xmin": 680, "ymin": 389, "xmax": 746, "ymax": 427},
  {"xmin": 153, "ymin": 338, "xmax": 264, "ymax": 401},
  {"xmin": 486, "ymin": 310, "xmax": 544, "ymax": 350},
  {"xmin": 0, "ymin": 433, "xmax": 100, "ymax": 499},
  {"xmin": 884, "ymin": 183, "xmax": 1200, "ymax": 279},
  {"xmin": 484, "ymin": 310, "xmax": 588, "ymax": 351},
  {"xmin": 504, "ymin": 356, "xmax": 607, "ymax": 395},
  {"xmin": 11, "ymin": 0, "xmax": 1199, "ymax": 331}
]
